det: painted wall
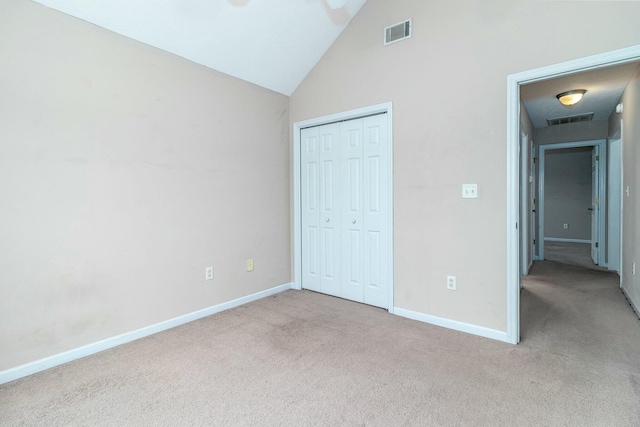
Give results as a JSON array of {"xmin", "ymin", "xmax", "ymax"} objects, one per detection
[
  {"xmin": 0, "ymin": 0, "xmax": 291, "ymax": 370},
  {"xmin": 610, "ymin": 67, "xmax": 640, "ymax": 314},
  {"xmin": 290, "ymin": 0, "xmax": 640, "ymax": 332},
  {"xmin": 543, "ymin": 148, "xmax": 592, "ymax": 240},
  {"xmin": 534, "ymin": 120, "xmax": 608, "ymax": 147}
]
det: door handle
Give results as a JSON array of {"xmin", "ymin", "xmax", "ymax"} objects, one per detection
[{"xmin": 587, "ymin": 208, "xmax": 594, "ymax": 211}]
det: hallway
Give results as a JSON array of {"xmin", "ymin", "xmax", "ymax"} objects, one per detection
[
  {"xmin": 521, "ymin": 260, "xmax": 640, "ymax": 420},
  {"xmin": 543, "ymin": 241, "xmax": 609, "ymax": 272}
]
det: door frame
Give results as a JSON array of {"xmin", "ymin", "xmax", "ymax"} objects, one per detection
[
  {"xmin": 607, "ymin": 122, "xmax": 623, "ymax": 279},
  {"xmin": 520, "ymin": 130, "xmax": 530, "ymax": 276},
  {"xmin": 537, "ymin": 140, "xmax": 606, "ymax": 263},
  {"xmin": 292, "ymin": 102, "xmax": 394, "ymax": 313},
  {"xmin": 530, "ymin": 141, "xmax": 537, "ymax": 262},
  {"xmin": 506, "ymin": 44, "xmax": 640, "ymax": 345}
]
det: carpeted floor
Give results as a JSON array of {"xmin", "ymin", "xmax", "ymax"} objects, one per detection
[
  {"xmin": 1, "ymin": 261, "xmax": 639, "ymax": 426},
  {"xmin": 543, "ymin": 240, "xmax": 609, "ymax": 271}
]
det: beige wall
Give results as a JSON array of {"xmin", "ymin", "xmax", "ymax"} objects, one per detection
[
  {"xmin": 0, "ymin": 0, "xmax": 290, "ymax": 370},
  {"xmin": 290, "ymin": 0, "xmax": 640, "ymax": 331},
  {"xmin": 611, "ymin": 67, "xmax": 640, "ymax": 311}
]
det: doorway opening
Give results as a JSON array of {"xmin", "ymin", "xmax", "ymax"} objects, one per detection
[
  {"xmin": 506, "ymin": 45, "xmax": 640, "ymax": 345},
  {"xmin": 537, "ymin": 140, "xmax": 606, "ymax": 266}
]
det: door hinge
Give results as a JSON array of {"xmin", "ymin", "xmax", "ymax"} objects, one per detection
[
  {"xmin": 595, "ymin": 155, "xmax": 600, "ymax": 161},
  {"xmin": 532, "ymin": 198, "xmax": 535, "ymax": 205},
  {"xmin": 595, "ymin": 242, "xmax": 599, "ymax": 248},
  {"xmin": 595, "ymin": 198, "xmax": 599, "ymax": 205},
  {"xmin": 533, "ymin": 239, "xmax": 536, "ymax": 245}
]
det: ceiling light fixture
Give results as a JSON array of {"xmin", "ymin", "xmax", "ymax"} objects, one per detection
[{"xmin": 556, "ymin": 89, "xmax": 587, "ymax": 107}]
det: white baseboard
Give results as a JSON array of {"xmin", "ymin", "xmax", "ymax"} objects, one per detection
[
  {"xmin": 544, "ymin": 237, "xmax": 590, "ymax": 244},
  {"xmin": 394, "ymin": 307, "xmax": 509, "ymax": 343},
  {"xmin": 621, "ymin": 285, "xmax": 640, "ymax": 319},
  {"xmin": 0, "ymin": 282, "xmax": 294, "ymax": 385}
]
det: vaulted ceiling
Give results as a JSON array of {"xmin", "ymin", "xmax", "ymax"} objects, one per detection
[
  {"xmin": 33, "ymin": 0, "xmax": 368, "ymax": 96},
  {"xmin": 31, "ymin": 0, "xmax": 640, "ymax": 123}
]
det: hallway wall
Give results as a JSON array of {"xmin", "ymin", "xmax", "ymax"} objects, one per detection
[
  {"xmin": 610, "ymin": 66, "xmax": 640, "ymax": 314},
  {"xmin": 534, "ymin": 120, "xmax": 608, "ymax": 146}
]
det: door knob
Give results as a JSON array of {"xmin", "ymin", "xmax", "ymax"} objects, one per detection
[
  {"xmin": 352, "ymin": 219, "xmax": 356, "ymax": 224},
  {"xmin": 325, "ymin": 218, "xmax": 330, "ymax": 222}
]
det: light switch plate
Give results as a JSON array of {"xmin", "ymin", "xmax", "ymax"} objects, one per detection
[{"xmin": 462, "ymin": 184, "xmax": 478, "ymax": 199}]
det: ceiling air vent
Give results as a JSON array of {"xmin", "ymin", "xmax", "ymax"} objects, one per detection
[
  {"xmin": 384, "ymin": 19, "xmax": 411, "ymax": 46},
  {"xmin": 546, "ymin": 112, "xmax": 594, "ymax": 127}
]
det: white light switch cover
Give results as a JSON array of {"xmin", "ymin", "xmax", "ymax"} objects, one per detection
[{"xmin": 462, "ymin": 184, "xmax": 478, "ymax": 199}]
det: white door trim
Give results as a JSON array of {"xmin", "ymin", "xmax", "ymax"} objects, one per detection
[
  {"xmin": 293, "ymin": 102, "xmax": 394, "ymax": 313},
  {"xmin": 506, "ymin": 44, "xmax": 640, "ymax": 345},
  {"xmin": 537, "ymin": 139, "xmax": 606, "ymax": 263},
  {"xmin": 520, "ymin": 130, "xmax": 529, "ymax": 276}
]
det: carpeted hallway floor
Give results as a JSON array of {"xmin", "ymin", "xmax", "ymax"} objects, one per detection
[
  {"xmin": 542, "ymin": 240, "xmax": 611, "ymax": 272},
  {"xmin": 1, "ymin": 261, "xmax": 639, "ymax": 426}
]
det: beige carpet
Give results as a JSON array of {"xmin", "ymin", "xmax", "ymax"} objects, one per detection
[
  {"xmin": 1, "ymin": 262, "xmax": 639, "ymax": 426},
  {"xmin": 543, "ymin": 240, "xmax": 609, "ymax": 271}
]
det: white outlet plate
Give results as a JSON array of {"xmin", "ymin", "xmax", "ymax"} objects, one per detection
[
  {"xmin": 246, "ymin": 258, "xmax": 254, "ymax": 272},
  {"xmin": 462, "ymin": 184, "xmax": 478, "ymax": 199},
  {"xmin": 447, "ymin": 275, "xmax": 457, "ymax": 290},
  {"xmin": 563, "ymin": 224, "xmax": 569, "ymax": 229},
  {"xmin": 205, "ymin": 267, "xmax": 214, "ymax": 280}
]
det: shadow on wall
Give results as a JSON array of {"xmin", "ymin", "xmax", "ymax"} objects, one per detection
[{"xmin": 228, "ymin": 0, "xmax": 351, "ymax": 25}]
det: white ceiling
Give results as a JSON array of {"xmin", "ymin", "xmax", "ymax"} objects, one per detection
[
  {"xmin": 521, "ymin": 62, "xmax": 639, "ymax": 128},
  {"xmin": 33, "ymin": 0, "xmax": 368, "ymax": 96}
]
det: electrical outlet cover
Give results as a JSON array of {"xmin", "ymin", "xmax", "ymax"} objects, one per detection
[{"xmin": 447, "ymin": 275, "xmax": 457, "ymax": 290}]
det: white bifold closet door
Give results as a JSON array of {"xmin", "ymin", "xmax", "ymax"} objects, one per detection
[{"xmin": 300, "ymin": 114, "xmax": 390, "ymax": 309}]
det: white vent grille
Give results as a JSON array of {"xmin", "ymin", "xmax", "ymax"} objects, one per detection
[
  {"xmin": 546, "ymin": 113, "xmax": 594, "ymax": 127},
  {"xmin": 384, "ymin": 19, "xmax": 411, "ymax": 46}
]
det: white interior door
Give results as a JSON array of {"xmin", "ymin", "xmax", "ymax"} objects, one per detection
[
  {"xmin": 300, "ymin": 113, "xmax": 390, "ymax": 309},
  {"xmin": 341, "ymin": 118, "xmax": 364, "ymax": 302},
  {"xmin": 362, "ymin": 114, "xmax": 391, "ymax": 307},
  {"xmin": 607, "ymin": 139, "xmax": 621, "ymax": 273},
  {"xmin": 530, "ymin": 144, "xmax": 537, "ymax": 261},
  {"xmin": 520, "ymin": 132, "xmax": 529, "ymax": 275},
  {"xmin": 301, "ymin": 127, "xmax": 321, "ymax": 293},
  {"xmin": 319, "ymin": 124, "xmax": 342, "ymax": 296},
  {"xmin": 301, "ymin": 125, "xmax": 341, "ymax": 296},
  {"xmin": 590, "ymin": 146, "xmax": 599, "ymax": 264}
]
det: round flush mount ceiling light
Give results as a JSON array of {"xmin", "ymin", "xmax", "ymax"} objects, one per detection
[{"xmin": 556, "ymin": 89, "xmax": 587, "ymax": 107}]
